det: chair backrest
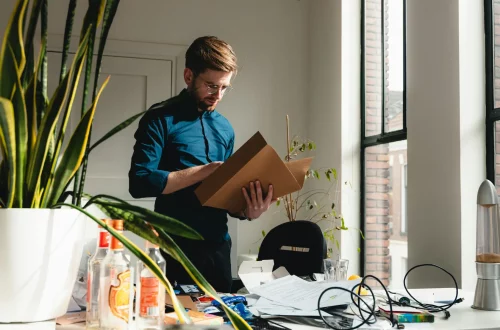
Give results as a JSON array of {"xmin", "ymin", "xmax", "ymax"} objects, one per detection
[{"xmin": 257, "ymin": 220, "xmax": 327, "ymax": 277}]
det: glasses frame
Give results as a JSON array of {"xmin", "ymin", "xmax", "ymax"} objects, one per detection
[{"xmin": 197, "ymin": 76, "xmax": 233, "ymax": 96}]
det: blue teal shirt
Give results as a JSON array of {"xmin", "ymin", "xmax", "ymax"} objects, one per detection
[{"xmin": 129, "ymin": 89, "xmax": 235, "ymax": 242}]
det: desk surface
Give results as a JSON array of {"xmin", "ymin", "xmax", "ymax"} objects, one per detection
[{"xmin": 46, "ymin": 289, "xmax": 500, "ymax": 330}]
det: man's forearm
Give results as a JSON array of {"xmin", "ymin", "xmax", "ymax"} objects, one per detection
[{"xmin": 162, "ymin": 162, "xmax": 221, "ymax": 194}]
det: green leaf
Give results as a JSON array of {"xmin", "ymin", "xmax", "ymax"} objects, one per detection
[
  {"xmin": 59, "ymin": 0, "xmax": 77, "ymax": 81},
  {"xmin": 333, "ymin": 168, "xmax": 338, "ymax": 180},
  {"xmin": 26, "ymin": 30, "xmax": 89, "ymax": 206},
  {"xmin": 10, "ymin": 45, "xmax": 28, "ymax": 207},
  {"xmin": 357, "ymin": 247, "xmax": 361, "ymax": 253},
  {"xmin": 22, "ymin": 0, "xmax": 43, "ymax": 87},
  {"xmin": 262, "ymin": 230, "xmax": 266, "ymax": 237},
  {"xmin": 25, "ymin": 68, "xmax": 37, "ymax": 157},
  {"xmin": 0, "ymin": 160, "xmax": 7, "ymax": 204},
  {"xmin": 88, "ymin": 197, "xmax": 203, "ymax": 240},
  {"xmin": 89, "ymin": 110, "xmax": 145, "ymax": 153},
  {"xmin": 75, "ymin": 0, "xmax": 109, "ymax": 207},
  {"xmin": 52, "ymin": 203, "xmax": 192, "ymax": 324},
  {"xmin": 326, "ymin": 171, "xmax": 331, "ymax": 182},
  {"xmin": 340, "ymin": 217, "xmax": 348, "ymax": 230},
  {"xmin": 359, "ymin": 229, "xmax": 365, "ymax": 240},
  {"xmin": 313, "ymin": 170, "xmax": 320, "ymax": 179},
  {"xmin": 43, "ymin": 32, "xmax": 90, "ymax": 204},
  {"xmin": 0, "ymin": 0, "xmax": 28, "ymax": 98},
  {"xmin": 44, "ymin": 75, "xmax": 108, "ymax": 207},
  {"xmin": 335, "ymin": 239, "xmax": 340, "ymax": 251},
  {"xmin": 39, "ymin": 0, "xmax": 47, "ymax": 100},
  {"xmin": 0, "ymin": 98, "xmax": 16, "ymax": 207},
  {"xmin": 276, "ymin": 199, "xmax": 280, "ymax": 206},
  {"xmin": 93, "ymin": 0, "xmax": 120, "ymax": 102}
]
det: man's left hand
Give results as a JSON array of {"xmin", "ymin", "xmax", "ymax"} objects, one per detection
[{"xmin": 242, "ymin": 181, "xmax": 276, "ymax": 220}]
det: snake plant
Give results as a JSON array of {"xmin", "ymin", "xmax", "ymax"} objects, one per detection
[{"xmin": 0, "ymin": 0, "xmax": 250, "ymax": 328}]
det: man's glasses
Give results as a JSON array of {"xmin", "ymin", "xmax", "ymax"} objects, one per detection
[{"xmin": 199, "ymin": 78, "xmax": 233, "ymax": 96}]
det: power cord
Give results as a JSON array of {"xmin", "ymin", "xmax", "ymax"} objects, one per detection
[{"xmin": 316, "ymin": 263, "xmax": 463, "ymax": 330}]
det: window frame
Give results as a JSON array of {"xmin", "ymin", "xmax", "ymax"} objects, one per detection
[
  {"xmin": 360, "ymin": 0, "xmax": 408, "ymax": 275},
  {"xmin": 485, "ymin": 0, "xmax": 498, "ymax": 183},
  {"xmin": 401, "ymin": 163, "xmax": 407, "ymax": 235}
]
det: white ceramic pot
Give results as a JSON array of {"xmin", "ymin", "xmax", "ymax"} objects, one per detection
[{"xmin": 0, "ymin": 208, "xmax": 86, "ymax": 323}]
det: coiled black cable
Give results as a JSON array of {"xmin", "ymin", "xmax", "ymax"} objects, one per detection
[{"xmin": 316, "ymin": 263, "xmax": 462, "ymax": 330}]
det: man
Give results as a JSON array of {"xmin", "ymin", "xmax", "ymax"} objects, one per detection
[{"xmin": 129, "ymin": 36, "xmax": 274, "ymax": 292}]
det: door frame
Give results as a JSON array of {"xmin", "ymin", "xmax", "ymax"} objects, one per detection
[{"xmin": 47, "ymin": 34, "xmax": 187, "ymax": 96}]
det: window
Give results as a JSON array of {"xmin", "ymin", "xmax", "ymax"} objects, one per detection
[
  {"xmin": 485, "ymin": 0, "xmax": 500, "ymax": 193},
  {"xmin": 361, "ymin": 0, "xmax": 407, "ymax": 289}
]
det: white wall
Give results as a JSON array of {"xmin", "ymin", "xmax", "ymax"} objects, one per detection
[
  {"xmin": 407, "ymin": 0, "xmax": 485, "ymax": 289},
  {"xmin": 0, "ymin": 0, "xmax": 310, "ymax": 277},
  {"xmin": 307, "ymin": 0, "xmax": 361, "ymax": 275},
  {"xmin": 459, "ymin": 0, "xmax": 485, "ymax": 291}
]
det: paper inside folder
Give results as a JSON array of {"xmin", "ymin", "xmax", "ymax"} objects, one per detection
[{"xmin": 194, "ymin": 131, "xmax": 313, "ymax": 214}]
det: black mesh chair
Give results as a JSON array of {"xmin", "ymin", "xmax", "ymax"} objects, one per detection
[{"xmin": 257, "ymin": 220, "xmax": 327, "ymax": 278}]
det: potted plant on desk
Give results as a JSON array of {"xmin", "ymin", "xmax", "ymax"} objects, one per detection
[
  {"xmin": 0, "ymin": 1, "xmax": 250, "ymax": 328},
  {"xmin": 274, "ymin": 116, "xmax": 364, "ymax": 257}
]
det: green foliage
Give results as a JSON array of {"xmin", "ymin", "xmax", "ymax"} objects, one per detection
[
  {"xmin": 0, "ymin": 1, "xmax": 251, "ymax": 327},
  {"xmin": 278, "ymin": 130, "xmax": 363, "ymax": 257}
]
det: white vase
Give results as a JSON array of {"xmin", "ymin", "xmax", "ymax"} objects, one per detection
[{"xmin": 0, "ymin": 208, "xmax": 86, "ymax": 323}]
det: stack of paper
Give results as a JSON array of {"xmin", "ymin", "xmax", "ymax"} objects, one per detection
[{"xmin": 238, "ymin": 260, "xmax": 361, "ymax": 318}]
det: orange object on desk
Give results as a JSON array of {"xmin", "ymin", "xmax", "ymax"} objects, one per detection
[{"xmin": 164, "ymin": 310, "xmax": 224, "ymax": 326}]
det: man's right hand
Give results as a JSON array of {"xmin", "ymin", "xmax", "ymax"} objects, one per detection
[
  {"xmin": 202, "ymin": 161, "xmax": 223, "ymax": 179},
  {"xmin": 162, "ymin": 161, "xmax": 223, "ymax": 194}
]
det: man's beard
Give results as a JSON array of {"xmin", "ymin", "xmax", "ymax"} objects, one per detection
[{"xmin": 189, "ymin": 83, "xmax": 217, "ymax": 112}]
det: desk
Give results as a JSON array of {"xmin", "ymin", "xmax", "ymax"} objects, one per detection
[{"xmin": 45, "ymin": 289, "xmax": 499, "ymax": 329}]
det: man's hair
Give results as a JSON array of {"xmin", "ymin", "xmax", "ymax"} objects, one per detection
[{"xmin": 185, "ymin": 36, "xmax": 238, "ymax": 76}]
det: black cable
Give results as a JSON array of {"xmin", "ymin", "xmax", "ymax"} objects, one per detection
[
  {"xmin": 316, "ymin": 263, "xmax": 462, "ymax": 329},
  {"xmin": 317, "ymin": 275, "xmax": 397, "ymax": 330},
  {"xmin": 401, "ymin": 263, "xmax": 462, "ymax": 313}
]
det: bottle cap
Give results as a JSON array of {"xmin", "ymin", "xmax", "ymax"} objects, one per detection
[
  {"xmin": 98, "ymin": 219, "xmax": 115, "ymax": 228},
  {"xmin": 112, "ymin": 219, "xmax": 124, "ymax": 231}
]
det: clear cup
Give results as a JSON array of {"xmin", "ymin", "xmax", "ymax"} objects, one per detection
[
  {"xmin": 334, "ymin": 259, "xmax": 349, "ymax": 281},
  {"xmin": 323, "ymin": 258, "xmax": 349, "ymax": 282},
  {"xmin": 323, "ymin": 258, "xmax": 336, "ymax": 281}
]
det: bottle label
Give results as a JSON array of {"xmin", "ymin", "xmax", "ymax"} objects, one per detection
[
  {"xmin": 86, "ymin": 272, "xmax": 90, "ymax": 304},
  {"xmin": 140, "ymin": 277, "xmax": 160, "ymax": 317},
  {"xmin": 111, "ymin": 236, "xmax": 123, "ymax": 250},
  {"xmin": 108, "ymin": 270, "xmax": 130, "ymax": 323},
  {"xmin": 98, "ymin": 231, "xmax": 110, "ymax": 248}
]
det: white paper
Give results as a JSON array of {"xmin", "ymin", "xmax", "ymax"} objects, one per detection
[
  {"xmin": 272, "ymin": 266, "xmax": 290, "ymax": 279},
  {"xmin": 251, "ymin": 275, "xmax": 361, "ymax": 311},
  {"xmin": 238, "ymin": 260, "xmax": 275, "ymax": 291}
]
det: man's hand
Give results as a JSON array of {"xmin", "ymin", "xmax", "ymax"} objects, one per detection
[
  {"xmin": 242, "ymin": 181, "xmax": 276, "ymax": 220},
  {"xmin": 201, "ymin": 161, "xmax": 223, "ymax": 180},
  {"xmin": 163, "ymin": 161, "xmax": 223, "ymax": 194}
]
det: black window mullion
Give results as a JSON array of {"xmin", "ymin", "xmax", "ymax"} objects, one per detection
[
  {"xmin": 403, "ymin": 0, "xmax": 407, "ymax": 131},
  {"xmin": 485, "ymin": 0, "xmax": 495, "ymax": 182},
  {"xmin": 360, "ymin": 0, "xmax": 366, "ymax": 277},
  {"xmin": 381, "ymin": 0, "xmax": 385, "ymax": 135}
]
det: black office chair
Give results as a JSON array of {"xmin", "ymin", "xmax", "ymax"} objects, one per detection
[{"xmin": 257, "ymin": 220, "xmax": 327, "ymax": 278}]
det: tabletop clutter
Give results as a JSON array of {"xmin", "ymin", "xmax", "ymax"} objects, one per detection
[{"xmin": 58, "ymin": 258, "xmax": 446, "ymax": 329}]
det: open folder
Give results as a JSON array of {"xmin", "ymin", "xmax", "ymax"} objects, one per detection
[{"xmin": 194, "ymin": 131, "xmax": 313, "ymax": 214}]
